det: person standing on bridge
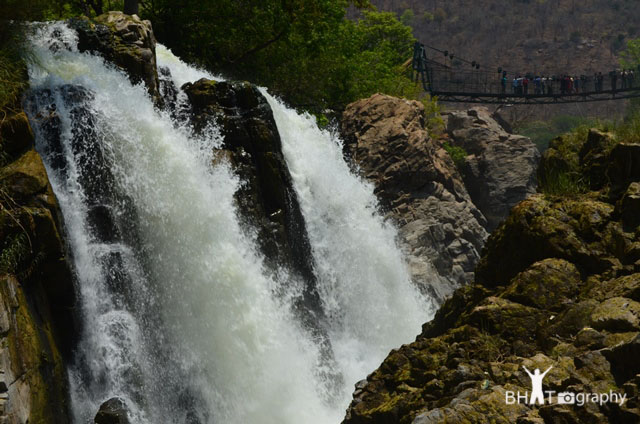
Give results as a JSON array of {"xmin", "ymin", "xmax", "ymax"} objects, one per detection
[
  {"xmin": 501, "ymin": 74, "xmax": 507, "ymax": 94},
  {"xmin": 597, "ymin": 72, "xmax": 604, "ymax": 92},
  {"xmin": 568, "ymin": 76, "xmax": 573, "ymax": 94},
  {"xmin": 622, "ymin": 70, "xmax": 628, "ymax": 89},
  {"xmin": 630, "ymin": 70, "xmax": 635, "ymax": 88},
  {"xmin": 523, "ymin": 76, "xmax": 529, "ymax": 95},
  {"xmin": 611, "ymin": 70, "xmax": 618, "ymax": 91},
  {"xmin": 512, "ymin": 76, "xmax": 519, "ymax": 94}
]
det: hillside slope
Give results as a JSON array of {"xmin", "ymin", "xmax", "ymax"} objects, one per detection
[{"xmin": 372, "ymin": 0, "xmax": 638, "ymax": 76}]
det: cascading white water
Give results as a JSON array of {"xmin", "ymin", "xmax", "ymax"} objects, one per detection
[
  {"xmin": 26, "ymin": 23, "xmax": 434, "ymax": 424},
  {"xmin": 262, "ymin": 93, "xmax": 434, "ymax": 391}
]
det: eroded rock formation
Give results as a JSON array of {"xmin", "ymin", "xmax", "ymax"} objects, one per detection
[
  {"xmin": 444, "ymin": 107, "xmax": 540, "ymax": 231},
  {"xmin": 341, "ymin": 94, "xmax": 488, "ymax": 302},
  {"xmin": 341, "ymin": 98, "xmax": 541, "ymax": 303}
]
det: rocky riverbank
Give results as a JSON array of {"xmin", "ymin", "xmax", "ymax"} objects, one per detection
[{"xmin": 341, "ymin": 128, "xmax": 640, "ymax": 424}]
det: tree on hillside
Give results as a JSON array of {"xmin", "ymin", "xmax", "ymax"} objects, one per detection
[
  {"xmin": 142, "ymin": 0, "xmax": 418, "ymax": 112},
  {"xmin": 621, "ymin": 39, "xmax": 640, "ymax": 68}
]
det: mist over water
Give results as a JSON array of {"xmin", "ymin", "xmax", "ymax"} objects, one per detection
[{"xmin": 26, "ymin": 23, "xmax": 434, "ymax": 424}]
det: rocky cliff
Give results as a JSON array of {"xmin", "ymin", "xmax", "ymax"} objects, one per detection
[
  {"xmin": 342, "ymin": 129, "xmax": 640, "ymax": 424},
  {"xmin": 444, "ymin": 107, "xmax": 540, "ymax": 231},
  {"xmin": 341, "ymin": 96, "xmax": 538, "ymax": 303},
  {"xmin": 0, "ymin": 73, "xmax": 75, "ymax": 421}
]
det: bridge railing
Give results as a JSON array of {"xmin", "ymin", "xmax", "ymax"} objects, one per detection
[{"xmin": 427, "ymin": 68, "xmax": 639, "ymax": 97}]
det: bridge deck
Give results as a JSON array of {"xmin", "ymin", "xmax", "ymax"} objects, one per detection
[{"xmin": 431, "ymin": 88, "xmax": 640, "ymax": 104}]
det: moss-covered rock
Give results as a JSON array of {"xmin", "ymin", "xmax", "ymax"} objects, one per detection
[
  {"xmin": 608, "ymin": 143, "xmax": 640, "ymax": 197},
  {"xmin": 579, "ymin": 129, "xmax": 617, "ymax": 190},
  {"xmin": 538, "ymin": 128, "xmax": 617, "ymax": 193},
  {"xmin": 618, "ymin": 182, "xmax": 640, "ymax": 230},
  {"xmin": 0, "ymin": 111, "xmax": 33, "ymax": 163},
  {"xmin": 0, "ymin": 149, "xmax": 50, "ymax": 200},
  {"xmin": 590, "ymin": 297, "xmax": 640, "ymax": 332},
  {"xmin": 68, "ymin": 12, "xmax": 161, "ymax": 104},
  {"xmin": 476, "ymin": 195, "xmax": 616, "ymax": 286},
  {"xmin": 0, "ymin": 81, "xmax": 73, "ymax": 422},
  {"xmin": 502, "ymin": 258, "xmax": 581, "ymax": 311}
]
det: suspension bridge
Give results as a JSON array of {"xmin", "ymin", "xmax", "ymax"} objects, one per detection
[{"xmin": 411, "ymin": 42, "xmax": 640, "ymax": 104}]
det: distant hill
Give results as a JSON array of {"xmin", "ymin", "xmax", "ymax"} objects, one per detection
[{"xmin": 371, "ymin": 0, "xmax": 639, "ymax": 76}]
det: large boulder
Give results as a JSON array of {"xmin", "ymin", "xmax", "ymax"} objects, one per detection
[
  {"xmin": 94, "ymin": 397, "xmax": 130, "ymax": 424},
  {"xmin": 475, "ymin": 194, "xmax": 622, "ymax": 287},
  {"xmin": 68, "ymin": 12, "xmax": 161, "ymax": 103},
  {"xmin": 341, "ymin": 94, "xmax": 488, "ymax": 302},
  {"xmin": 444, "ymin": 107, "xmax": 540, "ymax": 231}
]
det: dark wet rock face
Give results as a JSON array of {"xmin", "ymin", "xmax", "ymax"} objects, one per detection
[
  {"xmin": 181, "ymin": 78, "xmax": 321, "ymax": 318},
  {"xmin": 342, "ymin": 131, "xmax": 640, "ymax": 424},
  {"xmin": 341, "ymin": 94, "xmax": 488, "ymax": 303},
  {"xmin": 608, "ymin": 143, "xmax": 640, "ymax": 196}
]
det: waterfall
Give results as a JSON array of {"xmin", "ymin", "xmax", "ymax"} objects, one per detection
[{"xmin": 25, "ymin": 23, "xmax": 434, "ymax": 424}]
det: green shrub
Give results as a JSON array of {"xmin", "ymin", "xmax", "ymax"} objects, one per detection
[
  {"xmin": 539, "ymin": 168, "xmax": 588, "ymax": 197},
  {"xmin": 313, "ymin": 112, "xmax": 330, "ymax": 129},
  {"xmin": 617, "ymin": 107, "xmax": 640, "ymax": 144},
  {"xmin": 0, "ymin": 46, "xmax": 28, "ymax": 113},
  {"xmin": 0, "ymin": 232, "xmax": 30, "ymax": 274},
  {"xmin": 422, "ymin": 95, "xmax": 445, "ymax": 135},
  {"xmin": 442, "ymin": 141, "xmax": 467, "ymax": 169}
]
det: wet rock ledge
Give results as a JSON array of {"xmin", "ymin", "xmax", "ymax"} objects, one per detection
[{"xmin": 0, "ymin": 76, "xmax": 75, "ymax": 421}]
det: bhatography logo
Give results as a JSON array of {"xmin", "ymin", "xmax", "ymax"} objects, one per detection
[{"xmin": 505, "ymin": 364, "xmax": 627, "ymax": 407}]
